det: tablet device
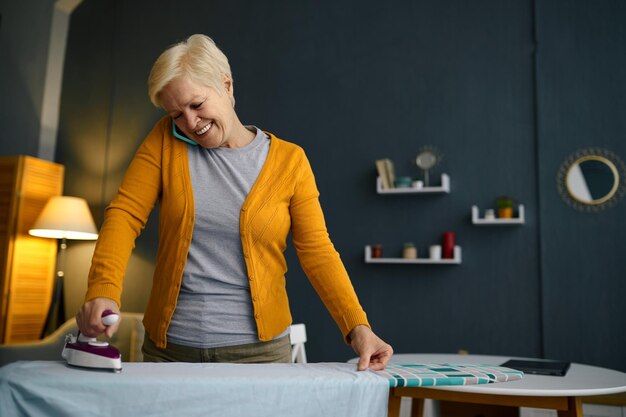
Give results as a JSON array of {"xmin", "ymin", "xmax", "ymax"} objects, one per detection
[{"xmin": 501, "ymin": 359, "xmax": 570, "ymax": 376}]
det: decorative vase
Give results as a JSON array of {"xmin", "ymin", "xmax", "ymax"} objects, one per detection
[{"xmin": 442, "ymin": 231, "xmax": 455, "ymax": 259}]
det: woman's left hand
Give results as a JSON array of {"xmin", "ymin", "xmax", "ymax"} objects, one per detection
[{"xmin": 349, "ymin": 325, "xmax": 394, "ymax": 371}]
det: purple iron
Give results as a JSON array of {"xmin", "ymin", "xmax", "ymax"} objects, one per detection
[{"xmin": 62, "ymin": 309, "xmax": 122, "ymax": 373}]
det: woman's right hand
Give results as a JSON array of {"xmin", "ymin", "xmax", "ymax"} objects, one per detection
[{"xmin": 76, "ymin": 297, "xmax": 120, "ymax": 338}]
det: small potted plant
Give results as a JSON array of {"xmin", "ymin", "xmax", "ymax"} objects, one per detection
[{"xmin": 496, "ymin": 196, "xmax": 514, "ymax": 219}]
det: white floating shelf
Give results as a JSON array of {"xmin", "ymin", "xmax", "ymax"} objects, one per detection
[
  {"xmin": 364, "ymin": 245, "xmax": 462, "ymax": 264},
  {"xmin": 471, "ymin": 204, "xmax": 525, "ymax": 225},
  {"xmin": 376, "ymin": 174, "xmax": 450, "ymax": 194}
]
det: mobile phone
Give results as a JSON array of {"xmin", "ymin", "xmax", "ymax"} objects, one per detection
[{"xmin": 172, "ymin": 121, "xmax": 198, "ymax": 146}]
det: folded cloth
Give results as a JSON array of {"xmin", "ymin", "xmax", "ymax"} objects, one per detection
[{"xmin": 377, "ymin": 363, "xmax": 524, "ymax": 387}]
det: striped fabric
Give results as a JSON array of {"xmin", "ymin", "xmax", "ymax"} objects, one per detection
[{"xmin": 378, "ymin": 363, "xmax": 524, "ymax": 388}]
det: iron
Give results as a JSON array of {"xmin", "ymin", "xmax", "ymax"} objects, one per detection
[{"xmin": 62, "ymin": 309, "xmax": 122, "ymax": 373}]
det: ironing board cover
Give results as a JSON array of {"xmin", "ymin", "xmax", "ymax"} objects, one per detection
[{"xmin": 378, "ymin": 363, "xmax": 524, "ymax": 388}]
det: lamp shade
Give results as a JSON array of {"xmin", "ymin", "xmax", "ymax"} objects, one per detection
[{"xmin": 29, "ymin": 196, "xmax": 98, "ymax": 240}]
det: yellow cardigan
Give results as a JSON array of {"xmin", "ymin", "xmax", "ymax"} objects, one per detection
[{"xmin": 85, "ymin": 117, "xmax": 369, "ymax": 349}]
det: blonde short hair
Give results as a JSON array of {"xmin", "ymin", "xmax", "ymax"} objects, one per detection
[{"xmin": 148, "ymin": 34, "xmax": 233, "ymax": 107}]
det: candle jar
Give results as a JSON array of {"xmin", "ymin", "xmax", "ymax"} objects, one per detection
[
  {"xmin": 395, "ymin": 176, "xmax": 413, "ymax": 188},
  {"xmin": 403, "ymin": 242, "xmax": 417, "ymax": 259},
  {"xmin": 429, "ymin": 245, "xmax": 442, "ymax": 260},
  {"xmin": 371, "ymin": 244, "xmax": 383, "ymax": 258}
]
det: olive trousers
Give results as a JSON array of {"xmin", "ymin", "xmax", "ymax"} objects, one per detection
[{"xmin": 142, "ymin": 334, "xmax": 292, "ymax": 364}]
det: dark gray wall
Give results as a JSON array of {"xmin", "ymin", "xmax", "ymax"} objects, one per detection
[
  {"xmin": 6, "ymin": 0, "xmax": 623, "ymax": 371},
  {"xmin": 535, "ymin": 1, "xmax": 626, "ymax": 371},
  {"xmin": 0, "ymin": 1, "xmax": 54, "ymax": 157}
]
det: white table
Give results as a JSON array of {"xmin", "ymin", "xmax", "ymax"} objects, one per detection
[{"xmin": 387, "ymin": 354, "xmax": 626, "ymax": 417}]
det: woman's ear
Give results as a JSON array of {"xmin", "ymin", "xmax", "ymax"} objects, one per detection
[
  {"xmin": 223, "ymin": 74, "xmax": 233, "ymax": 95},
  {"xmin": 223, "ymin": 74, "xmax": 235, "ymax": 107}
]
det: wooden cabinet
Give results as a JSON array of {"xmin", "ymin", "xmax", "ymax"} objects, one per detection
[{"xmin": 0, "ymin": 156, "xmax": 64, "ymax": 343}]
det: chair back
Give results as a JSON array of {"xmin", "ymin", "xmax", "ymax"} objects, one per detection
[{"xmin": 289, "ymin": 323, "xmax": 307, "ymax": 363}]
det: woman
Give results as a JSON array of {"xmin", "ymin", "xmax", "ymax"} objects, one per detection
[{"xmin": 76, "ymin": 34, "xmax": 392, "ymax": 370}]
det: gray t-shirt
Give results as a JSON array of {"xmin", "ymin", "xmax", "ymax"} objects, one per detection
[{"xmin": 167, "ymin": 127, "xmax": 284, "ymax": 348}]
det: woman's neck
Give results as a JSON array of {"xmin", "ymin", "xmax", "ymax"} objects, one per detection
[{"xmin": 223, "ymin": 120, "xmax": 256, "ymax": 148}]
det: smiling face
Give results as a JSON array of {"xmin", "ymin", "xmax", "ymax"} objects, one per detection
[{"xmin": 159, "ymin": 76, "xmax": 250, "ymax": 148}]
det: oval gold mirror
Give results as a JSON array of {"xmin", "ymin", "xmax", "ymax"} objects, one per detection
[{"xmin": 557, "ymin": 148, "xmax": 626, "ymax": 212}]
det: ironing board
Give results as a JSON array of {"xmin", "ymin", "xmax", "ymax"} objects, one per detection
[
  {"xmin": 0, "ymin": 360, "xmax": 523, "ymax": 417},
  {"xmin": 0, "ymin": 361, "xmax": 386, "ymax": 417}
]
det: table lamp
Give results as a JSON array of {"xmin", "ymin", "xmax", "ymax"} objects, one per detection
[{"xmin": 29, "ymin": 196, "xmax": 98, "ymax": 337}]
